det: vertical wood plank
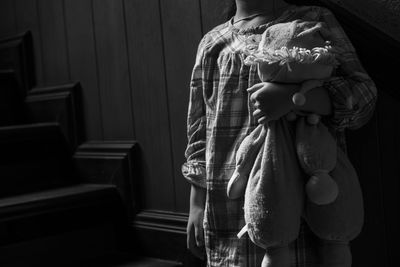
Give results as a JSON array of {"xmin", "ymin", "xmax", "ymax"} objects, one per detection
[
  {"xmin": 376, "ymin": 91, "xmax": 400, "ymax": 267},
  {"xmin": 0, "ymin": 0, "xmax": 17, "ymax": 37},
  {"xmin": 159, "ymin": 0, "xmax": 203, "ymax": 212},
  {"xmin": 64, "ymin": 0, "xmax": 103, "ymax": 140},
  {"xmin": 124, "ymin": 0, "xmax": 175, "ymax": 210},
  {"xmin": 37, "ymin": 0, "xmax": 70, "ymax": 85},
  {"xmin": 14, "ymin": 0, "xmax": 44, "ymax": 85},
  {"xmin": 200, "ymin": 0, "xmax": 227, "ymax": 33},
  {"xmin": 346, "ymin": 114, "xmax": 388, "ymax": 267},
  {"xmin": 92, "ymin": 0, "xmax": 134, "ymax": 140}
]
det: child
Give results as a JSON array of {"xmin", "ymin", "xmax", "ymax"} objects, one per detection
[{"xmin": 182, "ymin": 0, "xmax": 377, "ymax": 266}]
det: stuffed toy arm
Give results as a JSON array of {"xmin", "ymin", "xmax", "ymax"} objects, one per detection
[{"xmin": 286, "ymin": 80, "xmax": 325, "ymax": 125}]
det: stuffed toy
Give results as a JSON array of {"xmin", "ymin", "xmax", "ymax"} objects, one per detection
[{"xmin": 226, "ymin": 20, "xmax": 364, "ymax": 267}]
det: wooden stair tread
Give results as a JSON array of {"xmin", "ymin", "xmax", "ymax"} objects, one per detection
[
  {"xmin": 0, "ymin": 122, "xmax": 62, "ymax": 139},
  {"xmin": 0, "ymin": 184, "xmax": 119, "ymax": 220},
  {"xmin": 0, "ymin": 183, "xmax": 116, "ymax": 206},
  {"xmin": 0, "ymin": 122, "xmax": 76, "ymax": 198},
  {"xmin": 112, "ymin": 257, "xmax": 182, "ymax": 267},
  {"xmin": 0, "ymin": 255, "xmax": 183, "ymax": 267},
  {"xmin": 124, "ymin": 258, "xmax": 182, "ymax": 267},
  {"xmin": 77, "ymin": 254, "xmax": 183, "ymax": 267},
  {"xmin": 0, "ymin": 69, "xmax": 25, "ymax": 127}
]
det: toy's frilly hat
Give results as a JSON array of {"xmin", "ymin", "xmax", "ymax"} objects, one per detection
[{"xmin": 242, "ymin": 20, "xmax": 339, "ymax": 83}]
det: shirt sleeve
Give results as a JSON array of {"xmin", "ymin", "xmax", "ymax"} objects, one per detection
[
  {"xmin": 181, "ymin": 37, "xmax": 208, "ymax": 188},
  {"xmin": 319, "ymin": 7, "xmax": 377, "ymax": 131}
]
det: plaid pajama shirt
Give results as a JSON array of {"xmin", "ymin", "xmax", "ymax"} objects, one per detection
[{"xmin": 182, "ymin": 5, "xmax": 377, "ymax": 267}]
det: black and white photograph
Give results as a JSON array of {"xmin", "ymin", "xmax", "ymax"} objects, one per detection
[{"xmin": 0, "ymin": 0, "xmax": 398, "ymax": 266}]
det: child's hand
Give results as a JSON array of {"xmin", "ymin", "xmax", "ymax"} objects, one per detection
[
  {"xmin": 248, "ymin": 82, "xmax": 299, "ymax": 124},
  {"xmin": 187, "ymin": 185, "xmax": 206, "ymax": 260},
  {"xmin": 187, "ymin": 205, "xmax": 205, "ymax": 259}
]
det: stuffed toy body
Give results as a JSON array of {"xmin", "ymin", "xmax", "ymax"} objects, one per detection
[{"xmin": 226, "ymin": 20, "xmax": 364, "ymax": 267}]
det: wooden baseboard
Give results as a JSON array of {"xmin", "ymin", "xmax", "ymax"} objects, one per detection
[
  {"xmin": 132, "ymin": 210, "xmax": 205, "ymax": 267},
  {"xmin": 134, "ymin": 209, "xmax": 187, "ymax": 234},
  {"xmin": 132, "ymin": 209, "xmax": 186, "ymax": 262}
]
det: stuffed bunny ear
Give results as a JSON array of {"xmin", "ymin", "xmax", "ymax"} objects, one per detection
[
  {"xmin": 317, "ymin": 25, "xmax": 333, "ymax": 40},
  {"xmin": 295, "ymin": 21, "xmax": 327, "ymax": 38},
  {"xmin": 294, "ymin": 21, "xmax": 334, "ymax": 48},
  {"xmin": 288, "ymin": 21, "xmax": 329, "ymax": 49}
]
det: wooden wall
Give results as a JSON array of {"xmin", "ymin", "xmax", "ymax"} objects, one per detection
[
  {"xmin": 0, "ymin": 1, "xmax": 399, "ymax": 265},
  {"xmin": 328, "ymin": 0, "xmax": 400, "ymax": 41},
  {"xmin": 0, "ymin": 0, "xmax": 227, "ymax": 214}
]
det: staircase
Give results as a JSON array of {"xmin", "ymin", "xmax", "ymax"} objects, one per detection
[{"xmin": 0, "ymin": 32, "xmax": 182, "ymax": 266}]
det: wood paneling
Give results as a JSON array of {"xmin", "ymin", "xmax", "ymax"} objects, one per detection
[
  {"xmin": 0, "ymin": 0, "xmax": 17, "ymax": 37},
  {"xmin": 375, "ymin": 92, "xmax": 400, "ymax": 267},
  {"xmin": 64, "ymin": 0, "xmax": 103, "ymax": 140},
  {"xmin": 37, "ymin": 0, "xmax": 70, "ymax": 84},
  {"xmin": 346, "ymin": 116, "xmax": 387, "ymax": 267},
  {"xmin": 159, "ymin": 0, "xmax": 203, "ymax": 211},
  {"xmin": 200, "ymin": 0, "xmax": 226, "ymax": 34},
  {"xmin": 92, "ymin": 0, "xmax": 134, "ymax": 140},
  {"xmin": 123, "ymin": 0, "xmax": 175, "ymax": 210},
  {"xmin": 326, "ymin": 0, "xmax": 400, "ymax": 41},
  {"xmin": 14, "ymin": 0, "xmax": 44, "ymax": 85},
  {"xmin": 346, "ymin": 91, "xmax": 400, "ymax": 267}
]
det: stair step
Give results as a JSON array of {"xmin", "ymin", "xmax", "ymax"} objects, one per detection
[
  {"xmin": 0, "ymin": 223, "xmax": 118, "ymax": 267},
  {"xmin": 0, "ymin": 184, "xmax": 123, "ymax": 246},
  {"xmin": 0, "ymin": 184, "xmax": 120, "ymax": 219},
  {"xmin": 0, "ymin": 122, "xmax": 65, "ymax": 143},
  {"xmin": 0, "ymin": 253, "xmax": 182, "ymax": 267},
  {"xmin": 75, "ymin": 254, "xmax": 183, "ymax": 267},
  {"xmin": 25, "ymin": 82, "xmax": 84, "ymax": 150},
  {"xmin": 0, "ymin": 69, "xmax": 25, "ymax": 126},
  {"xmin": 98, "ymin": 257, "xmax": 182, "ymax": 267},
  {"xmin": 0, "ymin": 122, "xmax": 75, "ymax": 198},
  {"xmin": 0, "ymin": 31, "xmax": 36, "ymax": 93},
  {"xmin": 0, "ymin": 122, "xmax": 71, "ymax": 161}
]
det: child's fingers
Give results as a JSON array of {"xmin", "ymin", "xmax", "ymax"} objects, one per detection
[
  {"xmin": 194, "ymin": 222, "xmax": 204, "ymax": 247},
  {"xmin": 258, "ymin": 116, "xmax": 268, "ymax": 125},
  {"xmin": 187, "ymin": 223, "xmax": 193, "ymax": 249},
  {"xmin": 253, "ymin": 109, "xmax": 271, "ymax": 124},
  {"xmin": 253, "ymin": 109, "xmax": 265, "ymax": 119},
  {"xmin": 187, "ymin": 224, "xmax": 205, "ymax": 260},
  {"xmin": 247, "ymin": 83, "xmax": 265, "ymax": 94}
]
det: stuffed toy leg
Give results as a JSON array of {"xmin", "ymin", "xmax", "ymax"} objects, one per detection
[
  {"xmin": 296, "ymin": 117, "xmax": 364, "ymax": 267},
  {"xmin": 295, "ymin": 112, "xmax": 338, "ymax": 205},
  {"xmin": 243, "ymin": 119, "xmax": 304, "ymax": 267},
  {"xmin": 227, "ymin": 124, "xmax": 266, "ymax": 199}
]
